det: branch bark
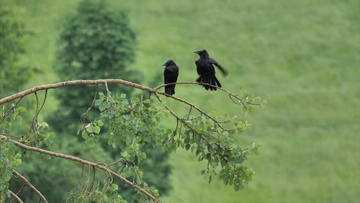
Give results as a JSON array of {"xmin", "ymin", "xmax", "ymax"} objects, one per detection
[
  {"xmin": 1, "ymin": 136, "xmax": 160, "ymax": 203},
  {"xmin": 11, "ymin": 169, "xmax": 48, "ymax": 203},
  {"xmin": 0, "ymin": 79, "xmax": 153, "ymax": 105},
  {"xmin": 8, "ymin": 190, "xmax": 24, "ymax": 203},
  {"xmin": 0, "ymin": 80, "xmax": 257, "ymax": 107}
]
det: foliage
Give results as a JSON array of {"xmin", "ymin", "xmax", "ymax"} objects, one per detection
[
  {"xmin": 48, "ymin": 0, "xmax": 142, "ymax": 134},
  {"xmin": 0, "ymin": 106, "xmax": 23, "ymax": 200},
  {"xmin": 0, "ymin": 138, "xmax": 22, "ymax": 200},
  {"xmin": 3, "ymin": 0, "xmax": 358, "ymax": 202},
  {"xmin": 43, "ymin": 0, "xmax": 170, "ymax": 202},
  {"xmin": 1, "ymin": 81, "xmax": 263, "ymax": 202},
  {"xmin": 0, "ymin": 4, "xmax": 33, "ymax": 99},
  {"xmin": 81, "ymin": 90, "xmax": 262, "ymax": 194}
]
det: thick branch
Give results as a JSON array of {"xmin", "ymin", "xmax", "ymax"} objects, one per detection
[
  {"xmin": 1, "ymin": 136, "xmax": 160, "ymax": 203},
  {"xmin": 0, "ymin": 80, "xmax": 259, "ymax": 108},
  {"xmin": 11, "ymin": 169, "xmax": 48, "ymax": 203},
  {"xmin": 0, "ymin": 79, "xmax": 153, "ymax": 105},
  {"xmin": 8, "ymin": 190, "xmax": 24, "ymax": 203}
]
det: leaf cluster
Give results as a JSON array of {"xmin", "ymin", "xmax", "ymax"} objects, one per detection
[
  {"xmin": 164, "ymin": 110, "xmax": 261, "ymax": 191},
  {"xmin": 0, "ymin": 5, "xmax": 34, "ymax": 98},
  {"xmin": 81, "ymin": 89, "xmax": 263, "ymax": 196},
  {"xmin": 0, "ymin": 107, "xmax": 23, "ymax": 200},
  {"xmin": 0, "ymin": 139, "xmax": 22, "ymax": 200}
]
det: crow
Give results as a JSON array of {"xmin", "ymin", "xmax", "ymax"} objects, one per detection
[
  {"xmin": 194, "ymin": 49, "xmax": 227, "ymax": 91},
  {"xmin": 163, "ymin": 60, "xmax": 179, "ymax": 95}
]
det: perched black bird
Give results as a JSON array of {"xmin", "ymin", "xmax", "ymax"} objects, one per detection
[
  {"xmin": 163, "ymin": 60, "xmax": 179, "ymax": 95},
  {"xmin": 194, "ymin": 49, "xmax": 227, "ymax": 91}
]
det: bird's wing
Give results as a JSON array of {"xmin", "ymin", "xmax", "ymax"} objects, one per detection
[
  {"xmin": 171, "ymin": 65, "xmax": 179, "ymax": 74},
  {"xmin": 164, "ymin": 68, "xmax": 170, "ymax": 84},
  {"xmin": 209, "ymin": 58, "xmax": 228, "ymax": 76}
]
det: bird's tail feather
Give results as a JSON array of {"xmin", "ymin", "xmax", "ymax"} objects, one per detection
[
  {"xmin": 165, "ymin": 85, "xmax": 175, "ymax": 95},
  {"xmin": 214, "ymin": 76, "xmax": 222, "ymax": 88},
  {"xmin": 197, "ymin": 76, "xmax": 222, "ymax": 91}
]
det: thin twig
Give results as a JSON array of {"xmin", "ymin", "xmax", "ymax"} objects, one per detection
[
  {"xmin": 82, "ymin": 85, "xmax": 99, "ymax": 123},
  {"xmin": 89, "ymin": 165, "xmax": 96, "ymax": 194},
  {"xmin": 11, "ymin": 169, "xmax": 48, "ymax": 203},
  {"xmin": 187, "ymin": 106, "xmax": 192, "ymax": 120},
  {"xmin": 159, "ymin": 93, "xmax": 235, "ymax": 132},
  {"xmin": 104, "ymin": 81, "xmax": 109, "ymax": 93},
  {"xmin": 84, "ymin": 164, "xmax": 91, "ymax": 195},
  {"xmin": 1, "ymin": 136, "xmax": 160, "ymax": 203},
  {"xmin": 38, "ymin": 90, "xmax": 48, "ymax": 114},
  {"xmin": 163, "ymin": 105, "xmax": 230, "ymax": 167},
  {"xmin": 95, "ymin": 168, "xmax": 101, "ymax": 199},
  {"xmin": 12, "ymin": 184, "xmax": 25, "ymax": 203},
  {"xmin": 29, "ymin": 92, "xmax": 39, "ymax": 134},
  {"xmin": 0, "ymin": 97, "xmax": 24, "ymax": 124},
  {"xmin": 80, "ymin": 163, "xmax": 85, "ymax": 196}
]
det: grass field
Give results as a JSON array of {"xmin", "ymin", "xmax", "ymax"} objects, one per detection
[{"xmin": 5, "ymin": 0, "xmax": 360, "ymax": 202}]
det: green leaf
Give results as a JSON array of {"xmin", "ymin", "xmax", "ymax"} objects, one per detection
[
  {"xmin": 111, "ymin": 184, "xmax": 118, "ymax": 191},
  {"xmin": 88, "ymin": 139, "xmax": 95, "ymax": 147},
  {"xmin": 95, "ymin": 99, "xmax": 103, "ymax": 106},
  {"xmin": 185, "ymin": 143, "xmax": 191, "ymax": 150},
  {"xmin": 17, "ymin": 106, "xmax": 26, "ymax": 112},
  {"xmin": 81, "ymin": 130, "xmax": 88, "ymax": 139},
  {"xmin": 11, "ymin": 159, "xmax": 21, "ymax": 166},
  {"xmin": 139, "ymin": 152, "xmax": 146, "ymax": 160},
  {"xmin": 94, "ymin": 126, "xmax": 101, "ymax": 134},
  {"xmin": 14, "ymin": 153, "xmax": 21, "ymax": 159},
  {"xmin": 120, "ymin": 172, "xmax": 127, "ymax": 178},
  {"xmin": 97, "ymin": 120, "xmax": 104, "ymax": 127},
  {"xmin": 99, "ymin": 102, "xmax": 109, "ymax": 111},
  {"xmin": 121, "ymin": 151, "xmax": 128, "ymax": 158},
  {"xmin": 152, "ymin": 189, "xmax": 159, "ymax": 197}
]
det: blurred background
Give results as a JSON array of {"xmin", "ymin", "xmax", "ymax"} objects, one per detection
[{"xmin": 1, "ymin": 0, "xmax": 359, "ymax": 202}]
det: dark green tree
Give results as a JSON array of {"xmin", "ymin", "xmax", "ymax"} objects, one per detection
[
  {"xmin": 0, "ymin": 4, "xmax": 33, "ymax": 99},
  {"xmin": 48, "ymin": 0, "xmax": 142, "ymax": 134},
  {"xmin": 44, "ymin": 0, "xmax": 170, "ymax": 202}
]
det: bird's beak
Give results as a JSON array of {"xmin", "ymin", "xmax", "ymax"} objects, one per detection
[
  {"xmin": 194, "ymin": 51, "xmax": 199, "ymax": 54},
  {"xmin": 162, "ymin": 63, "xmax": 166, "ymax": 66}
]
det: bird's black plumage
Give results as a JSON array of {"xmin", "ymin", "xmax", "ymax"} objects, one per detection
[
  {"xmin": 194, "ymin": 49, "xmax": 227, "ymax": 91},
  {"xmin": 163, "ymin": 60, "xmax": 179, "ymax": 95}
]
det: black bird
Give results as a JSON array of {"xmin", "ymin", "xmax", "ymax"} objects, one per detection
[
  {"xmin": 194, "ymin": 49, "xmax": 227, "ymax": 91},
  {"xmin": 163, "ymin": 60, "xmax": 179, "ymax": 95}
]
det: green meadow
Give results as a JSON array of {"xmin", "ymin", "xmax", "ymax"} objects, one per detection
[{"xmin": 5, "ymin": 0, "xmax": 360, "ymax": 202}]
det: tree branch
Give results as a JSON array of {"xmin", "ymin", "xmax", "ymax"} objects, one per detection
[
  {"xmin": 10, "ymin": 169, "xmax": 48, "ymax": 203},
  {"xmin": 8, "ymin": 190, "xmax": 24, "ymax": 203},
  {"xmin": 0, "ymin": 80, "xmax": 260, "ymax": 108},
  {"xmin": 163, "ymin": 105, "xmax": 229, "ymax": 166},
  {"xmin": 1, "ymin": 80, "xmax": 255, "ymax": 134},
  {"xmin": 1, "ymin": 136, "xmax": 160, "ymax": 203},
  {"xmin": 0, "ymin": 96, "xmax": 23, "ymax": 124},
  {"xmin": 0, "ymin": 79, "xmax": 153, "ymax": 105},
  {"xmin": 158, "ymin": 93, "xmax": 236, "ymax": 132},
  {"xmin": 154, "ymin": 82, "xmax": 261, "ymax": 107},
  {"xmin": 0, "ymin": 79, "xmax": 261, "ymax": 198}
]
